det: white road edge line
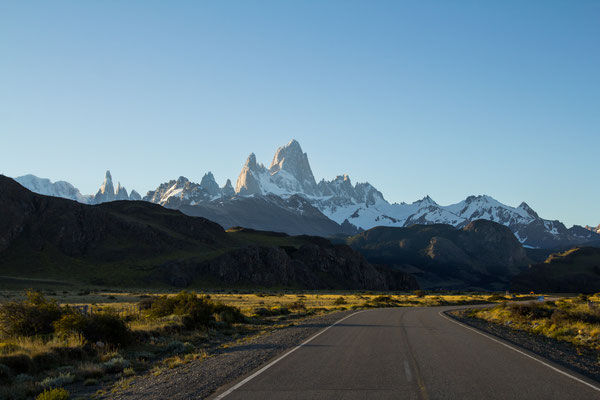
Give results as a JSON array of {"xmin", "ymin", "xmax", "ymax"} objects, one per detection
[
  {"xmin": 212, "ymin": 310, "xmax": 368, "ymax": 399},
  {"xmin": 439, "ymin": 311, "xmax": 600, "ymax": 393},
  {"xmin": 404, "ymin": 360, "xmax": 413, "ymax": 382}
]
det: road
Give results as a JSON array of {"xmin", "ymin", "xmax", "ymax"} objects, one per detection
[{"xmin": 211, "ymin": 306, "xmax": 600, "ymax": 400}]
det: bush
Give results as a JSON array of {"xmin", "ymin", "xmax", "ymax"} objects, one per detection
[
  {"xmin": 53, "ymin": 313, "xmax": 88, "ymax": 339},
  {"xmin": 0, "ymin": 291, "xmax": 63, "ymax": 336},
  {"xmin": 39, "ymin": 373, "xmax": 75, "ymax": 389},
  {"xmin": 165, "ymin": 341, "xmax": 194, "ymax": 355},
  {"xmin": 0, "ymin": 363, "xmax": 10, "ymax": 380},
  {"xmin": 487, "ymin": 294, "xmax": 507, "ymax": 302},
  {"xmin": 214, "ymin": 304, "xmax": 245, "ymax": 324},
  {"xmin": 508, "ymin": 303, "xmax": 552, "ymax": 319},
  {"xmin": 253, "ymin": 307, "xmax": 271, "ymax": 317},
  {"xmin": 102, "ymin": 357, "xmax": 130, "ymax": 373},
  {"xmin": 36, "ymin": 388, "xmax": 70, "ymax": 400},
  {"xmin": 83, "ymin": 313, "xmax": 131, "ymax": 346},
  {"xmin": 289, "ymin": 301, "xmax": 306, "ymax": 311},
  {"xmin": 145, "ymin": 291, "xmax": 242, "ymax": 329},
  {"xmin": 53, "ymin": 311, "xmax": 131, "ymax": 346},
  {"xmin": 0, "ymin": 353, "xmax": 33, "ymax": 374},
  {"xmin": 414, "ymin": 290, "xmax": 426, "ymax": 298},
  {"xmin": 334, "ymin": 297, "xmax": 347, "ymax": 305}
]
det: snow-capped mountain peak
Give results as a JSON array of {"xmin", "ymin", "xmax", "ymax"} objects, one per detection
[
  {"xmin": 114, "ymin": 182, "xmax": 129, "ymax": 200},
  {"xmin": 99, "ymin": 170, "xmax": 114, "ymax": 195},
  {"xmin": 14, "ymin": 174, "xmax": 87, "ymax": 202}
]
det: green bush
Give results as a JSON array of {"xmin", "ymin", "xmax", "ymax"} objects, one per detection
[
  {"xmin": 83, "ymin": 313, "xmax": 131, "ymax": 346},
  {"xmin": 53, "ymin": 311, "xmax": 131, "ymax": 346},
  {"xmin": 0, "ymin": 291, "xmax": 63, "ymax": 336},
  {"xmin": 53, "ymin": 313, "xmax": 88, "ymax": 339},
  {"xmin": 144, "ymin": 291, "xmax": 242, "ymax": 329},
  {"xmin": 36, "ymin": 388, "xmax": 70, "ymax": 400},
  {"xmin": 214, "ymin": 303, "xmax": 245, "ymax": 324}
]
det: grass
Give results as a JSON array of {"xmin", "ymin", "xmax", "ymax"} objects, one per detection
[{"xmin": 468, "ymin": 294, "xmax": 600, "ymax": 350}]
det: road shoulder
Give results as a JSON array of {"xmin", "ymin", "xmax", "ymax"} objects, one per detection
[{"xmin": 446, "ymin": 309, "xmax": 600, "ymax": 383}]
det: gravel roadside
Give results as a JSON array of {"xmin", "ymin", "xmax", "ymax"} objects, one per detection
[
  {"xmin": 448, "ymin": 310, "xmax": 600, "ymax": 383},
  {"xmin": 108, "ymin": 310, "xmax": 356, "ymax": 400}
]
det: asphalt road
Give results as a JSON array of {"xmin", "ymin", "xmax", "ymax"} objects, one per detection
[{"xmin": 211, "ymin": 306, "xmax": 600, "ymax": 400}]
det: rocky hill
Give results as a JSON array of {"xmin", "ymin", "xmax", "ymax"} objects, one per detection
[
  {"xmin": 342, "ymin": 220, "xmax": 530, "ymax": 290},
  {"xmin": 511, "ymin": 247, "xmax": 600, "ymax": 293},
  {"xmin": 0, "ymin": 175, "xmax": 414, "ymax": 290}
]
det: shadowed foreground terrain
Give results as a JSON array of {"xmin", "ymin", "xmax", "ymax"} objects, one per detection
[{"xmin": 0, "ymin": 175, "xmax": 415, "ymax": 290}]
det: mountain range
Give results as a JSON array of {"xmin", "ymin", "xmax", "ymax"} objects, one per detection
[
  {"xmin": 585, "ymin": 224, "xmax": 600, "ymax": 234},
  {"xmin": 13, "ymin": 139, "xmax": 600, "ymax": 249},
  {"xmin": 0, "ymin": 175, "xmax": 415, "ymax": 290}
]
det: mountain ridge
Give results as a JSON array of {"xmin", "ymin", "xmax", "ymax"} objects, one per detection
[{"xmin": 13, "ymin": 140, "xmax": 600, "ymax": 249}]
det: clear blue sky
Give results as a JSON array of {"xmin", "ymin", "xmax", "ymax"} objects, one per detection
[{"xmin": 1, "ymin": 1, "xmax": 598, "ymax": 227}]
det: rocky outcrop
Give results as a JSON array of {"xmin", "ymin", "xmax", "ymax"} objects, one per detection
[
  {"xmin": 93, "ymin": 170, "xmax": 115, "ymax": 203},
  {"xmin": 156, "ymin": 241, "xmax": 417, "ymax": 290}
]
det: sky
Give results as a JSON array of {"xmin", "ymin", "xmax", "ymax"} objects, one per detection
[{"xmin": 1, "ymin": 0, "xmax": 598, "ymax": 227}]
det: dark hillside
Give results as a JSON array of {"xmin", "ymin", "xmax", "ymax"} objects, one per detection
[
  {"xmin": 344, "ymin": 220, "xmax": 529, "ymax": 290},
  {"xmin": 0, "ymin": 175, "xmax": 415, "ymax": 290}
]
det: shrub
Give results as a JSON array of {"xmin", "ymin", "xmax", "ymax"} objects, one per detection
[
  {"xmin": 414, "ymin": 290, "xmax": 425, "ymax": 298},
  {"xmin": 102, "ymin": 356, "xmax": 130, "ymax": 373},
  {"xmin": 487, "ymin": 294, "xmax": 506, "ymax": 302},
  {"xmin": 289, "ymin": 301, "xmax": 306, "ymax": 311},
  {"xmin": 14, "ymin": 373, "xmax": 34, "ymax": 383},
  {"xmin": 53, "ymin": 313, "xmax": 88, "ymax": 339},
  {"xmin": 214, "ymin": 304, "xmax": 245, "ymax": 324},
  {"xmin": 54, "ymin": 310, "xmax": 131, "ymax": 346},
  {"xmin": 83, "ymin": 313, "xmax": 131, "ymax": 346},
  {"xmin": 39, "ymin": 373, "xmax": 75, "ymax": 389},
  {"xmin": 36, "ymin": 388, "xmax": 70, "ymax": 400},
  {"xmin": 83, "ymin": 378, "xmax": 98, "ymax": 386},
  {"xmin": 145, "ymin": 291, "xmax": 242, "ymax": 329},
  {"xmin": 165, "ymin": 341, "xmax": 194, "ymax": 355},
  {"xmin": 333, "ymin": 297, "xmax": 347, "ymax": 305},
  {"xmin": 0, "ymin": 291, "xmax": 63, "ymax": 336},
  {"xmin": 0, "ymin": 353, "xmax": 33, "ymax": 374},
  {"xmin": 253, "ymin": 307, "xmax": 271, "ymax": 317},
  {"xmin": 508, "ymin": 303, "xmax": 552, "ymax": 319},
  {"xmin": 0, "ymin": 363, "xmax": 10, "ymax": 380},
  {"xmin": 75, "ymin": 362, "xmax": 105, "ymax": 379}
]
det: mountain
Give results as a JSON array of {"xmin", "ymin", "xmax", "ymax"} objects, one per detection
[
  {"xmin": 13, "ymin": 141, "xmax": 599, "ymax": 249},
  {"xmin": 14, "ymin": 174, "xmax": 90, "ymax": 203},
  {"xmin": 585, "ymin": 224, "xmax": 600, "ymax": 234},
  {"xmin": 0, "ymin": 175, "xmax": 415, "ymax": 290},
  {"xmin": 177, "ymin": 194, "xmax": 357, "ymax": 237},
  {"xmin": 143, "ymin": 173, "xmax": 232, "ymax": 206},
  {"xmin": 511, "ymin": 247, "xmax": 600, "ymax": 293},
  {"xmin": 227, "ymin": 140, "xmax": 599, "ymax": 249},
  {"xmin": 341, "ymin": 219, "xmax": 529, "ymax": 290},
  {"xmin": 15, "ymin": 171, "xmax": 140, "ymax": 204}
]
